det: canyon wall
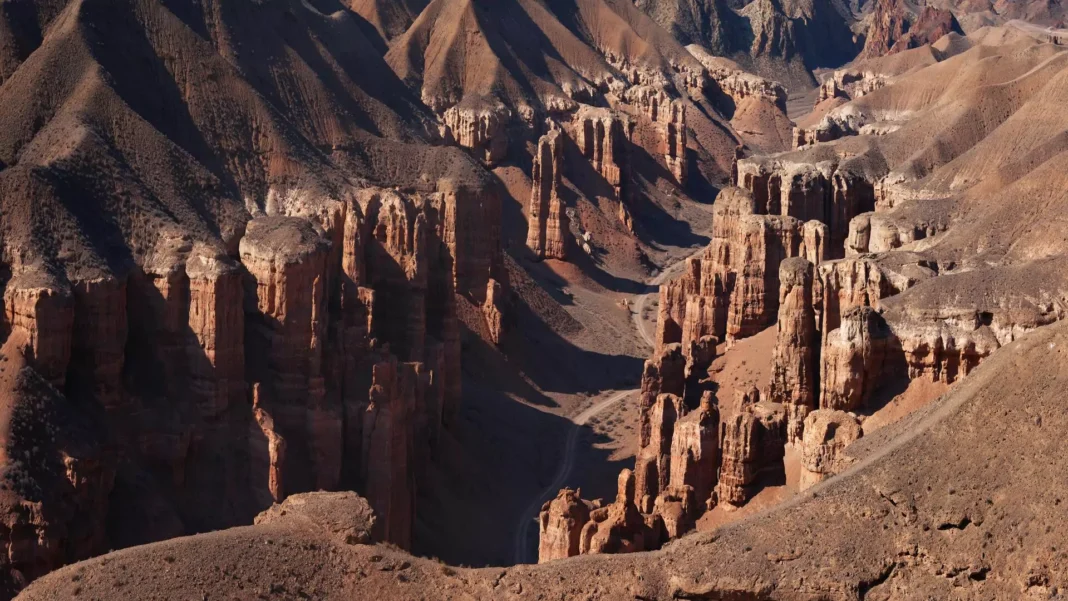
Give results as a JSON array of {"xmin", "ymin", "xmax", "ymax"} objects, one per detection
[{"xmin": 0, "ymin": 184, "xmax": 505, "ymax": 588}]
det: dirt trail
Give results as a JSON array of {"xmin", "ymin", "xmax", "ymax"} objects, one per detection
[
  {"xmin": 511, "ymin": 388, "xmax": 636, "ymax": 564},
  {"xmin": 514, "ymin": 245, "xmax": 708, "ymax": 564}
]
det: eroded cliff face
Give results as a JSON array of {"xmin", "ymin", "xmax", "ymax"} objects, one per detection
[
  {"xmin": 797, "ymin": 408, "xmax": 861, "ymax": 489},
  {"xmin": 0, "ymin": 182, "xmax": 505, "ymax": 588},
  {"xmin": 526, "ymin": 129, "xmax": 568, "ymax": 261},
  {"xmin": 860, "ymin": 0, "xmax": 963, "ymax": 60},
  {"xmin": 542, "ymin": 131, "xmax": 1030, "ymax": 557},
  {"xmin": 767, "ymin": 258, "xmax": 818, "ymax": 443}
]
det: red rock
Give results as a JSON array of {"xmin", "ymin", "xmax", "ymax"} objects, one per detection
[
  {"xmin": 569, "ymin": 107, "xmax": 632, "ymax": 197},
  {"xmin": 526, "ymin": 129, "xmax": 568, "ymax": 260},
  {"xmin": 725, "ymin": 214, "xmax": 803, "ymax": 344},
  {"xmin": 766, "ymin": 258, "xmax": 818, "ymax": 443},
  {"xmin": 442, "ymin": 102, "xmax": 511, "ymax": 165},
  {"xmin": 714, "ymin": 401, "xmax": 787, "ymax": 507},
  {"xmin": 667, "ymin": 393, "xmax": 720, "ymax": 507},
  {"xmin": 2, "ymin": 272, "xmax": 73, "ymax": 387},
  {"xmin": 799, "ymin": 409, "xmax": 862, "ymax": 489},
  {"xmin": 819, "ymin": 307, "xmax": 893, "ymax": 411},
  {"xmin": 579, "ymin": 470, "xmax": 662, "ymax": 555},
  {"xmin": 538, "ymin": 488, "xmax": 593, "ymax": 563},
  {"xmin": 482, "ymin": 278, "xmax": 505, "ymax": 344},
  {"xmin": 634, "ymin": 393, "xmax": 686, "ymax": 512}
]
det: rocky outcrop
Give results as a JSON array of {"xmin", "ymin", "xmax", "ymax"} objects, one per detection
[
  {"xmin": 735, "ymin": 157, "xmax": 877, "ymax": 255},
  {"xmin": 800, "ymin": 220, "xmax": 828, "ymax": 265},
  {"xmin": 860, "ymin": 0, "xmax": 962, "ymax": 59},
  {"xmin": 241, "ymin": 216, "xmax": 336, "ymax": 497},
  {"xmin": 538, "ymin": 488, "xmax": 593, "ymax": 563},
  {"xmin": 814, "ymin": 257, "xmax": 897, "ymax": 337},
  {"xmin": 442, "ymin": 102, "xmax": 511, "ymax": 165},
  {"xmin": 707, "ymin": 65, "xmax": 788, "ymax": 113},
  {"xmin": 2, "ymin": 273, "xmax": 73, "ymax": 387},
  {"xmin": 766, "ymin": 258, "xmax": 818, "ymax": 443},
  {"xmin": 254, "ymin": 491, "xmax": 377, "ymax": 545},
  {"xmin": 819, "ymin": 307, "xmax": 894, "ymax": 411},
  {"xmin": 714, "ymin": 400, "xmax": 787, "ymax": 507},
  {"xmin": 845, "ymin": 210, "xmax": 949, "ymax": 256},
  {"xmin": 798, "ymin": 409, "xmax": 862, "ymax": 489},
  {"xmin": 667, "ymin": 393, "xmax": 720, "ymax": 508},
  {"xmin": 526, "ymin": 129, "xmax": 568, "ymax": 260},
  {"xmin": 725, "ymin": 214, "xmax": 803, "ymax": 344},
  {"xmin": 569, "ymin": 107, "xmax": 633, "ymax": 198},
  {"xmin": 654, "ymin": 262, "xmax": 702, "ymax": 354},
  {"xmin": 633, "ymin": 393, "xmax": 686, "ymax": 513},
  {"xmin": 0, "ymin": 179, "xmax": 504, "ymax": 589},
  {"xmin": 623, "ymin": 85, "xmax": 671, "ymax": 123},
  {"xmin": 579, "ymin": 470, "xmax": 662, "ymax": 555},
  {"xmin": 888, "ymin": 312, "xmax": 1002, "ymax": 384},
  {"xmin": 482, "ymin": 278, "xmax": 505, "ymax": 344},
  {"xmin": 663, "ymin": 100, "xmax": 687, "ymax": 184},
  {"xmin": 638, "ymin": 345, "xmax": 687, "ymax": 450},
  {"xmin": 859, "ymin": 0, "xmax": 911, "ymax": 60}
]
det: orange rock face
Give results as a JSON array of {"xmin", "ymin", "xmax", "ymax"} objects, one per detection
[
  {"xmin": 442, "ymin": 102, "xmax": 511, "ymax": 165},
  {"xmin": 766, "ymin": 258, "xmax": 819, "ymax": 443},
  {"xmin": 569, "ymin": 107, "xmax": 632, "ymax": 198},
  {"xmin": 798, "ymin": 409, "xmax": 862, "ymax": 489},
  {"xmin": 735, "ymin": 158, "xmax": 877, "ymax": 257},
  {"xmin": 725, "ymin": 215, "xmax": 804, "ymax": 344},
  {"xmin": 667, "ymin": 393, "xmax": 720, "ymax": 508},
  {"xmin": 633, "ymin": 393, "xmax": 686, "ymax": 512},
  {"xmin": 715, "ymin": 401, "xmax": 787, "ymax": 507},
  {"xmin": 579, "ymin": 470, "xmax": 662, "ymax": 556},
  {"xmin": 538, "ymin": 489, "xmax": 593, "ymax": 563},
  {"xmin": 526, "ymin": 129, "xmax": 568, "ymax": 260},
  {"xmin": 819, "ymin": 307, "xmax": 893, "ymax": 412}
]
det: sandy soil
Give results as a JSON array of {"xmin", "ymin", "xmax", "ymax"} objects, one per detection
[
  {"xmin": 708, "ymin": 326, "xmax": 779, "ymax": 414},
  {"xmin": 861, "ymin": 376, "xmax": 952, "ymax": 433}
]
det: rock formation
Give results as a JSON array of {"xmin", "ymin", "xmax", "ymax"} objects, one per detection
[
  {"xmin": 569, "ymin": 107, "xmax": 633, "ymax": 199},
  {"xmin": 766, "ymin": 258, "xmax": 819, "ymax": 443},
  {"xmin": 819, "ymin": 307, "xmax": 893, "ymax": 411},
  {"xmin": 735, "ymin": 157, "xmax": 877, "ymax": 255},
  {"xmin": 526, "ymin": 129, "xmax": 568, "ymax": 260},
  {"xmin": 714, "ymin": 400, "xmax": 787, "ymax": 507},
  {"xmin": 667, "ymin": 393, "xmax": 720, "ymax": 508},
  {"xmin": 861, "ymin": 0, "xmax": 963, "ymax": 59},
  {"xmin": 442, "ymin": 102, "xmax": 511, "ymax": 165},
  {"xmin": 638, "ymin": 345, "xmax": 687, "ymax": 449},
  {"xmin": 241, "ymin": 216, "xmax": 335, "ymax": 497},
  {"xmin": 579, "ymin": 470, "xmax": 662, "ymax": 555},
  {"xmin": 254, "ymin": 490, "xmax": 377, "ymax": 546},
  {"xmin": 633, "ymin": 393, "xmax": 686, "ymax": 512},
  {"xmin": 662, "ymin": 100, "xmax": 687, "ymax": 184},
  {"xmin": 815, "ymin": 257, "xmax": 897, "ymax": 336},
  {"xmin": 538, "ymin": 489, "xmax": 593, "ymax": 563},
  {"xmin": 725, "ymin": 214, "xmax": 803, "ymax": 344},
  {"xmin": 798, "ymin": 409, "xmax": 862, "ymax": 489},
  {"xmin": 2, "ymin": 274, "xmax": 73, "ymax": 387}
]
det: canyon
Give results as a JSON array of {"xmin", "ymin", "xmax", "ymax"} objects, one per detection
[{"xmin": 0, "ymin": 0, "xmax": 1065, "ymax": 600}]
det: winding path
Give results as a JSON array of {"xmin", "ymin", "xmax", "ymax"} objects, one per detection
[
  {"xmin": 512, "ymin": 246, "xmax": 710, "ymax": 564},
  {"xmin": 512, "ymin": 388, "xmax": 636, "ymax": 564}
]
